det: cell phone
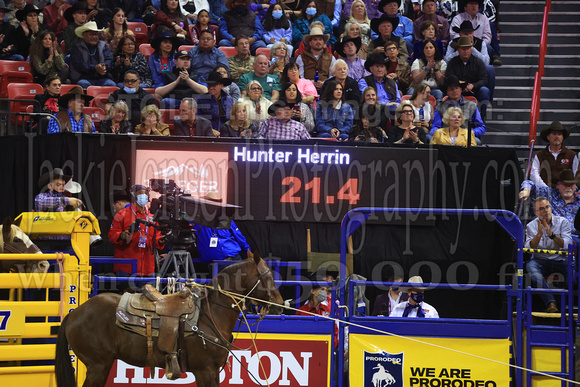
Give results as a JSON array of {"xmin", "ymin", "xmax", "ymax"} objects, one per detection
[{"xmin": 293, "ymin": 105, "xmax": 300, "ymax": 112}]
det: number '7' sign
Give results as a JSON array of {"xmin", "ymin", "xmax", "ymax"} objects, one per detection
[{"xmin": 0, "ymin": 311, "xmax": 11, "ymax": 331}]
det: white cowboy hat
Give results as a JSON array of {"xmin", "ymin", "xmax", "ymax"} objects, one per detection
[
  {"xmin": 75, "ymin": 21, "xmax": 102, "ymax": 38},
  {"xmin": 401, "ymin": 276, "xmax": 428, "ymax": 293},
  {"xmin": 302, "ymin": 27, "xmax": 330, "ymax": 46}
]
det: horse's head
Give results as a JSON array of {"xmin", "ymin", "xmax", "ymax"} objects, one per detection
[
  {"xmin": 0, "ymin": 218, "xmax": 48, "ymax": 274},
  {"xmin": 216, "ymin": 252, "xmax": 284, "ymax": 315}
]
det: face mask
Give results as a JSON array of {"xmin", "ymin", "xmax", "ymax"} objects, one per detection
[
  {"xmin": 305, "ymin": 7, "xmax": 317, "ymax": 16},
  {"xmin": 390, "ymin": 286, "xmax": 399, "ymax": 291},
  {"xmin": 234, "ymin": 4, "xmax": 246, "ymax": 13},
  {"xmin": 316, "ymin": 290, "xmax": 327, "ymax": 302},
  {"xmin": 272, "ymin": 10, "xmax": 283, "ymax": 19},
  {"xmin": 123, "ymin": 86, "xmax": 136, "ymax": 94},
  {"xmin": 136, "ymin": 194, "xmax": 148, "ymax": 207},
  {"xmin": 410, "ymin": 293, "xmax": 424, "ymax": 304}
]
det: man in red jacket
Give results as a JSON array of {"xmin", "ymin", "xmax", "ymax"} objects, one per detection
[{"xmin": 108, "ymin": 185, "xmax": 165, "ymax": 277}]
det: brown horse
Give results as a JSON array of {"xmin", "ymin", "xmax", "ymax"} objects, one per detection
[
  {"xmin": 55, "ymin": 254, "xmax": 284, "ymax": 387},
  {"xmin": 0, "ymin": 217, "xmax": 48, "ymax": 273}
]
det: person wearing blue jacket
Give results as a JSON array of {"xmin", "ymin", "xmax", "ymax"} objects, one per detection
[
  {"xmin": 195, "ymin": 71, "xmax": 234, "ymax": 131},
  {"xmin": 315, "ymin": 79, "xmax": 354, "ymax": 140},
  {"xmin": 148, "ymin": 32, "xmax": 178, "ymax": 88},
  {"xmin": 218, "ymin": 0, "xmax": 267, "ymax": 55},
  {"xmin": 194, "ymin": 217, "xmax": 252, "ymax": 263},
  {"xmin": 292, "ymin": 0, "xmax": 336, "ymax": 47},
  {"xmin": 262, "ymin": 2, "xmax": 293, "ymax": 55}
]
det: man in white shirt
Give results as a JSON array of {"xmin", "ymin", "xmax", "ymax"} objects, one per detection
[{"xmin": 390, "ymin": 276, "xmax": 439, "ymax": 318}]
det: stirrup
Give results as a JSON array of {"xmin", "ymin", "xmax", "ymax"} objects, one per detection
[{"xmin": 165, "ymin": 353, "xmax": 182, "ymax": 380}]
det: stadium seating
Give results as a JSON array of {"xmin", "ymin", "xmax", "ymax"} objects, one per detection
[
  {"xmin": 0, "ymin": 60, "xmax": 33, "ymax": 98},
  {"xmin": 7, "ymin": 82, "xmax": 44, "ymax": 126},
  {"xmin": 87, "ymin": 86, "xmax": 119, "ymax": 109},
  {"xmin": 139, "ymin": 43, "xmax": 155, "ymax": 61},
  {"xmin": 160, "ymin": 109, "xmax": 179, "ymax": 134},
  {"xmin": 61, "ymin": 84, "xmax": 82, "ymax": 94},
  {"xmin": 83, "ymin": 107, "xmax": 106, "ymax": 131},
  {"xmin": 218, "ymin": 47, "xmax": 237, "ymax": 58},
  {"xmin": 127, "ymin": 22, "xmax": 149, "ymax": 46},
  {"xmin": 256, "ymin": 47, "xmax": 271, "ymax": 59},
  {"xmin": 178, "ymin": 45, "xmax": 194, "ymax": 52}
]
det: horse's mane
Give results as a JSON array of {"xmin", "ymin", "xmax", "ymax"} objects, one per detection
[{"xmin": 210, "ymin": 258, "xmax": 256, "ymax": 289}]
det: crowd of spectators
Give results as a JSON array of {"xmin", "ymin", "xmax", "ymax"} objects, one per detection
[{"xmin": 5, "ymin": 0, "xmax": 502, "ymax": 145}]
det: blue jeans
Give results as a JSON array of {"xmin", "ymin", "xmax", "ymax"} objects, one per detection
[
  {"xmin": 430, "ymin": 88, "xmax": 444, "ymax": 102},
  {"xmin": 219, "ymin": 38, "xmax": 266, "ymax": 55},
  {"xmin": 526, "ymin": 258, "xmax": 568, "ymax": 306},
  {"xmin": 485, "ymin": 64, "xmax": 496, "ymax": 102},
  {"xmin": 160, "ymin": 98, "xmax": 182, "ymax": 109},
  {"xmin": 77, "ymin": 78, "xmax": 117, "ymax": 89},
  {"xmin": 474, "ymin": 86, "xmax": 491, "ymax": 118}
]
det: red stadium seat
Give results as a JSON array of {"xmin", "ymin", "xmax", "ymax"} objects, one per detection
[
  {"xmin": 256, "ymin": 47, "xmax": 271, "ymax": 59},
  {"xmin": 86, "ymin": 86, "xmax": 119, "ymax": 109},
  {"xmin": 60, "ymin": 40, "xmax": 66, "ymax": 53},
  {"xmin": 7, "ymin": 82, "xmax": 44, "ymax": 125},
  {"xmin": 189, "ymin": 24, "xmax": 220, "ymax": 42},
  {"xmin": 143, "ymin": 88, "xmax": 155, "ymax": 95},
  {"xmin": 218, "ymin": 46, "xmax": 237, "ymax": 58},
  {"xmin": 0, "ymin": 60, "xmax": 33, "ymax": 98},
  {"xmin": 60, "ymin": 84, "xmax": 82, "ymax": 94},
  {"xmin": 178, "ymin": 45, "xmax": 194, "ymax": 52},
  {"xmin": 83, "ymin": 107, "xmax": 106, "ymax": 132},
  {"xmin": 126, "ymin": 21, "xmax": 148, "ymax": 35},
  {"xmin": 139, "ymin": 43, "xmax": 155, "ymax": 61},
  {"xmin": 160, "ymin": 109, "xmax": 179, "ymax": 135}
]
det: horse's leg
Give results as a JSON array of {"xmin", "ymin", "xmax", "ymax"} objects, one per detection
[
  {"xmin": 193, "ymin": 369, "xmax": 220, "ymax": 387},
  {"xmin": 82, "ymin": 360, "xmax": 114, "ymax": 387}
]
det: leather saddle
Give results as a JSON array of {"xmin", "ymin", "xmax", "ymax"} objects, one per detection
[{"xmin": 115, "ymin": 284, "xmax": 201, "ymax": 380}]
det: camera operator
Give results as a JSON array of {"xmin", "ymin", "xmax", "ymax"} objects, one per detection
[{"xmin": 108, "ymin": 185, "xmax": 166, "ymax": 277}]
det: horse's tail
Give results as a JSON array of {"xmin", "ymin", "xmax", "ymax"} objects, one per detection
[{"xmin": 55, "ymin": 314, "xmax": 76, "ymax": 387}]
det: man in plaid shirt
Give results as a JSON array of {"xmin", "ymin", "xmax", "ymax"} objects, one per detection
[{"xmin": 258, "ymin": 100, "xmax": 311, "ymax": 140}]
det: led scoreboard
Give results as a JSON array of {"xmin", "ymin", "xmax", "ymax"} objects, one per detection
[{"xmin": 134, "ymin": 140, "xmax": 435, "ymax": 223}]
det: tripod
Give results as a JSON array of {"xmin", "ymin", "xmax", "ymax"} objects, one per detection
[{"xmin": 157, "ymin": 249, "xmax": 197, "ymax": 287}]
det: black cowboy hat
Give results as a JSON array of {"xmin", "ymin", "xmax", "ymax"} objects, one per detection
[
  {"xmin": 377, "ymin": 0, "xmax": 401, "ymax": 11},
  {"xmin": 364, "ymin": 54, "xmax": 390, "ymax": 72},
  {"xmin": 540, "ymin": 121, "xmax": 570, "ymax": 142},
  {"xmin": 370, "ymin": 14, "xmax": 400, "ymax": 35},
  {"xmin": 225, "ymin": 0, "xmax": 251, "ymax": 10},
  {"xmin": 38, "ymin": 168, "xmax": 72, "ymax": 189},
  {"xmin": 64, "ymin": 1, "xmax": 88, "ymax": 24},
  {"xmin": 458, "ymin": 0, "xmax": 483, "ymax": 10},
  {"xmin": 151, "ymin": 32, "xmax": 180, "ymax": 52},
  {"xmin": 267, "ymin": 100, "xmax": 291, "ymax": 116},
  {"xmin": 16, "ymin": 4, "xmax": 42, "ymax": 22},
  {"xmin": 113, "ymin": 189, "xmax": 131, "ymax": 203},
  {"xmin": 57, "ymin": 86, "xmax": 93, "ymax": 108},
  {"xmin": 551, "ymin": 169, "xmax": 579, "ymax": 186},
  {"xmin": 205, "ymin": 70, "xmax": 232, "ymax": 86},
  {"xmin": 335, "ymin": 36, "xmax": 362, "ymax": 58},
  {"xmin": 444, "ymin": 75, "xmax": 467, "ymax": 91},
  {"xmin": 452, "ymin": 20, "xmax": 480, "ymax": 34}
]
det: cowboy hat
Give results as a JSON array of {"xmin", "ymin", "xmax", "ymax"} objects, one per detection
[
  {"xmin": 364, "ymin": 54, "xmax": 390, "ymax": 72},
  {"xmin": 458, "ymin": 0, "xmax": 483, "ymax": 10},
  {"xmin": 540, "ymin": 121, "xmax": 570, "ymax": 142},
  {"xmin": 401, "ymin": 276, "xmax": 428, "ymax": 293},
  {"xmin": 552, "ymin": 169, "xmax": 579, "ymax": 186},
  {"xmin": 38, "ymin": 168, "xmax": 72, "ymax": 189},
  {"xmin": 64, "ymin": 1, "xmax": 88, "ymax": 24},
  {"xmin": 303, "ymin": 26, "xmax": 329, "ymax": 46},
  {"xmin": 377, "ymin": 0, "xmax": 401, "ymax": 10},
  {"xmin": 200, "ymin": 192, "xmax": 222, "ymax": 203},
  {"xmin": 151, "ymin": 31, "xmax": 180, "ymax": 52},
  {"xmin": 205, "ymin": 70, "xmax": 232, "ymax": 86},
  {"xmin": 370, "ymin": 14, "xmax": 399, "ymax": 35},
  {"xmin": 225, "ymin": 0, "xmax": 251, "ymax": 10},
  {"xmin": 335, "ymin": 36, "xmax": 362, "ymax": 58},
  {"xmin": 16, "ymin": 4, "xmax": 42, "ymax": 22},
  {"xmin": 57, "ymin": 86, "xmax": 93, "ymax": 108},
  {"xmin": 75, "ymin": 21, "xmax": 102, "ymax": 38},
  {"xmin": 65, "ymin": 180, "xmax": 82, "ymax": 194},
  {"xmin": 444, "ymin": 75, "xmax": 467, "ymax": 91},
  {"xmin": 267, "ymin": 99, "xmax": 291, "ymax": 116},
  {"xmin": 450, "ymin": 36, "xmax": 474, "ymax": 50},
  {"xmin": 452, "ymin": 20, "xmax": 480, "ymax": 34}
]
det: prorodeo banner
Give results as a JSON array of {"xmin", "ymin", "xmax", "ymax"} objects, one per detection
[{"xmin": 349, "ymin": 334, "xmax": 510, "ymax": 387}]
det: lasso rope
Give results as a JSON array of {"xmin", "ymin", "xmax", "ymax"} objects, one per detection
[
  {"xmin": 56, "ymin": 252, "xmax": 65, "ymax": 322},
  {"xmin": 213, "ymin": 285, "xmax": 580, "ymax": 386}
]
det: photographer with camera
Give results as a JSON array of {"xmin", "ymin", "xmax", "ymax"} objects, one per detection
[{"xmin": 108, "ymin": 185, "xmax": 166, "ymax": 277}]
